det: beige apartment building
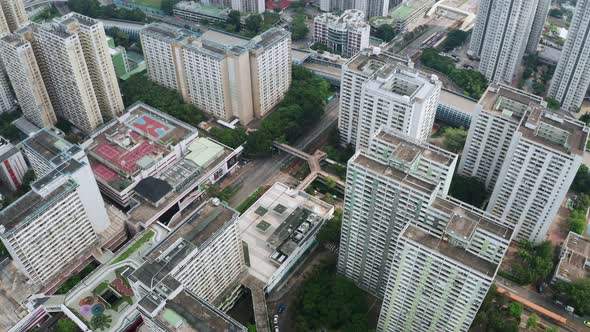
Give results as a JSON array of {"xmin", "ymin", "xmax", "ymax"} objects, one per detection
[
  {"xmin": 0, "ymin": 0, "xmax": 28, "ymax": 33},
  {"xmin": 0, "ymin": 32, "xmax": 56, "ymax": 128}
]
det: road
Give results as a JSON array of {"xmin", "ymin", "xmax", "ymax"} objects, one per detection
[
  {"xmin": 495, "ymin": 276, "xmax": 587, "ymax": 332},
  {"xmin": 227, "ymin": 97, "xmax": 339, "ymax": 208}
]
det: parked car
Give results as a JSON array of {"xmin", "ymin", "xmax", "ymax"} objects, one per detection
[
  {"xmin": 566, "ymin": 306, "xmax": 575, "ymax": 313},
  {"xmin": 274, "ymin": 315, "xmax": 278, "ymax": 325},
  {"xmin": 278, "ymin": 304, "xmax": 286, "ymax": 313},
  {"xmin": 584, "ymin": 320, "xmax": 590, "ymax": 328}
]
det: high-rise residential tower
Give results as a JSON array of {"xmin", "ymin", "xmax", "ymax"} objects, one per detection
[
  {"xmin": 355, "ymin": 64, "xmax": 441, "ymax": 150},
  {"xmin": 1, "ymin": 129, "xmax": 111, "ymax": 287},
  {"xmin": 0, "ymin": 68, "xmax": 15, "ymax": 113},
  {"xmin": 338, "ymin": 127, "xmax": 461, "ymax": 297},
  {"xmin": 0, "ymin": 32, "xmax": 57, "ymax": 128},
  {"xmin": 141, "ymin": 24, "xmax": 291, "ymax": 124},
  {"xmin": 319, "ymin": 0, "xmax": 390, "ymax": 18},
  {"xmin": 487, "ymin": 107, "xmax": 587, "ymax": 242},
  {"xmin": 58, "ymin": 13, "xmax": 125, "ymax": 120},
  {"xmin": 0, "ymin": 0, "xmax": 28, "ymax": 33},
  {"xmin": 338, "ymin": 49, "xmax": 414, "ymax": 147},
  {"xmin": 526, "ymin": 0, "xmax": 550, "ymax": 53},
  {"xmin": 32, "ymin": 23, "xmax": 104, "ymax": 133},
  {"xmin": 469, "ymin": 0, "xmax": 539, "ymax": 82},
  {"xmin": 548, "ymin": 0, "xmax": 590, "ymax": 111},
  {"xmin": 458, "ymin": 84, "xmax": 544, "ymax": 191}
]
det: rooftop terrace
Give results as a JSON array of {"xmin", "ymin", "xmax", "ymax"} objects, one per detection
[
  {"xmin": 238, "ymin": 183, "xmax": 333, "ymax": 283},
  {"xmin": 21, "ymin": 128, "xmax": 81, "ymax": 167},
  {"xmin": 479, "ymin": 83, "xmax": 544, "ymax": 122},
  {"xmin": 439, "ymin": 89, "xmax": 478, "ymax": 113},
  {"xmin": 346, "ymin": 49, "xmax": 412, "ymax": 74},
  {"xmin": 556, "ymin": 232, "xmax": 590, "ymax": 282},
  {"xmin": 374, "ymin": 129, "xmax": 456, "ymax": 166}
]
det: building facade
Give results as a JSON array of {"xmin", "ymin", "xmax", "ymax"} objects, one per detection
[
  {"xmin": 338, "ymin": 49, "xmax": 414, "ymax": 147},
  {"xmin": 141, "ymin": 24, "xmax": 291, "ymax": 124},
  {"xmin": 0, "ymin": 68, "xmax": 15, "ymax": 113},
  {"xmin": 526, "ymin": 0, "xmax": 550, "ymax": 53},
  {"xmin": 0, "ymin": 129, "xmax": 110, "ymax": 287},
  {"xmin": 435, "ymin": 89, "xmax": 478, "ymax": 128},
  {"xmin": 458, "ymin": 84, "xmax": 544, "ymax": 191},
  {"xmin": 0, "ymin": 33, "xmax": 57, "ymax": 128},
  {"xmin": 469, "ymin": 0, "xmax": 539, "ymax": 82},
  {"xmin": 338, "ymin": 127, "xmax": 466, "ymax": 297},
  {"xmin": 0, "ymin": 0, "xmax": 28, "ymax": 33},
  {"xmin": 0, "ymin": 137, "xmax": 28, "ymax": 191},
  {"xmin": 59, "ymin": 13, "xmax": 125, "ymax": 120},
  {"xmin": 356, "ymin": 65, "xmax": 441, "ymax": 150},
  {"xmin": 547, "ymin": 0, "xmax": 590, "ymax": 111},
  {"xmin": 313, "ymin": 10, "xmax": 370, "ymax": 58},
  {"xmin": 487, "ymin": 108, "xmax": 587, "ymax": 242}
]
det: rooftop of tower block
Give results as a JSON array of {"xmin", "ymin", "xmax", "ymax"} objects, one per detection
[
  {"xmin": 346, "ymin": 49, "xmax": 413, "ymax": 75},
  {"xmin": 555, "ymin": 231, "xmax": 590, "ymax": 282},
  {"xmin": 479, "ymin": 83, "xmax": 544, "ymax": 123},
  {"xmin": 519, "ymin": 106, "xmax": 588, "ymax": 156},
  {"xmin": 373, "ymin": 129, "xmax": 456, "ymax": 166},
  {"xmin": 402, "ymin": 225, "xmax": 498, "ymax": 276}
]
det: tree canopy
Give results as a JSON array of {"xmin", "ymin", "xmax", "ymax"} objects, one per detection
[
  {"xmin": 545, "ymin": 97, "xmax": 561, "ymax": 110},
  {"xmin": 55, "ymin": 318, "xmax": 78, "ymax": 332},
  {"xmin": 68, "ymin": 0, "xmax": 146, "ymax": 22},
  {"xmin": 442, "ymin": 127, "xmax": 467, "ymax": 153},
  {"xmin": 209, "ymin": 127, "xmax": 247, "ymax": 148},
  {"xmin": 120, "ymin": 72, "xmax": 206, "ymax": 127},
  {"xmin": 294, "ymin": 259, "xmax": 370, "ymax": 331},
  {"xmin": 441, "ymin": 30, "xmax": 469, "ymax": 50},
  {"xmin": 374, "ymin": 24, "xmax": 397, "ymax": 42},
  {"xmin": 245, "ymin": 14, "xmax": 263, "ymax": 34},
  {"xmin": 291, "ymin": 14, "xmax": 309, "ymax": 41},
  {"xmin": 448, "ymin": 174, "xmax": 488, "ymax": 208},
  {"xmin": 161, "ymin": 0, "xmax": 182, "ymax": 14},
  {"xmin": 471, "ymin": 286, "xmax": 519, "ymax": 332},
  {"xmin": 227, "ymin": 10, "xmax": 241, "ymax": 32},
  {"xmin": 554, "ymin": 278, "xmax": 590, "ymax": 315},
  {"xmin": 510, "ymin": 241, "xmax": 554, "ymax": 285},
  {"xmin": 317, "ymin": 208, "xmax": 343, "ymax": 245},
  {"xmin": 420, "ymin": 48, "xmax": 488, "ymax": 99}
]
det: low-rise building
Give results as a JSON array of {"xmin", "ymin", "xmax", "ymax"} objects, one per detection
[
  {"xmin": 0, "ymin": 136, "xmax": 29, "ymax": 191},
  {"xmin": 238, "ymin": 182, "xmax": 334, "ymax": 292},
  {"xmin": 313, "ymin": 10, "xmax": 370, "ymax": 58},
  {"xmin": 554, "ymin": 232, "xmax": 590, "ymax": 283},
  {"xmin": 173, "ymin": 1, "xmax": 231, "ymax": 24},
  {"xmin": 370, "ymin": 0, "xmax": 435, "ymax": 31},
  {"xmin": 86, "ymin": 103, "xmax": 242, "ymax": 231},
  {"xmin": 435, "ymin": 89, "xmax": 478, "ymax": 128}
]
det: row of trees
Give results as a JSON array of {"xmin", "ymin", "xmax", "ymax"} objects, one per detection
[
  {"xmin": 420, "ymin": 48, "xmax": 489, "ymax": 99},
  {"xmin": 441, "ymin": 29, "xmax": 469, "ymax": 51},
  {"xmin": 245, "ymin": 66, "xmax": 330, "ymax": 154},
  {"xmin": 567, "ymin": 165, "xmax": 590, "ymax": 234},
  {"xmin": 506, "ymin": 241, "xmax": 554, "ymax": 285},
  {"xmin": 120, "ymin": 73, "xmax": 206, "ymax": 127},
  {"xmin": 68, "ymin": 0, "xmax": 147, "ymax": 22},
  {"xmin": 293, "ymin": 259, "xmax": 371, "ymax": 331}
]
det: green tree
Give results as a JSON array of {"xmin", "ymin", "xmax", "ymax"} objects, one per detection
[
  {"xmin": 442, "ymin": 29, "xmax": 469, "ymax": 50},
  {"xmin": 526, "ymin": 313, "xmax": 538, "ymax": 329},
  {"xmin": 245, "ymin": 14, "xmax": 263, "ymax": 34},
  {"xmin": 471, "ymin": 286, "xmax": 520, "ymax": 332},
  {"xmin": 579, "ymin": 112, "xmax": 590, "ymax": 125},
  {"xmin": 0, "ymin": 111, "xmax": 22, "ymax": 142},
  {"xmin": 554, "ymin": 278, "xmax": 590, "ymax": 315},
  {"xmin": 317, "ymin": 208, "xmax": 343, "ymax": 245},
  {"xmin": 449, "ymin": 174, "xmax": 488, "ymax": 207},
  {"xmin": 161, "ymin": 0, "xmax": 181, "ymax": 14},
  {"xmin": 532, "ymin": 81, "xmax": 545, "ymax": 95},
  {"xmin": 106, "ymin": 27, "xmax": 132, "ymax": 48},
  {"xmin": 374, "ymin": 24, "xmax": 396, "ymax": 42},
  {"xmin": 310, "ymin": 42, "xmax": 329, "ymax": 52},
  {"xmin": 511, "ymin": 241, "xmax": 554, "ymax": 285},
  {"xmin": 209, "ymin": 127, "xmax": 247, "ymax": 148},
  {"xmin": 508, "ymin": 302, "xmax": 524, "ymax": 320},
  {"xmin": 572, "ymin": 164, "xmax": 590, "ymax": 194},
  {"xmin": 291, "ymin": 14, "xmax": 309, "ymax": 41},
  {"xmin": 442, "ymin": 127, "xmax": 467, "ymax": 152},
  {"xmin": 549, "ymin": 8, "xmax": 564, "ymax": 18},
  {"xmin": 227, "ymin": 10, "xmax": 241, "ymax": 32},
  {"xmin": 55, "ymin": 318, "xmax": 78, "ymax": 332},
  {"xmin": 545, "ymin": 97, "xmax": 561, "ymax": 110}
]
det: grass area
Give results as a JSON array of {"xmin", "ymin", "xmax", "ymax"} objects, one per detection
[
  {"xmin": 93, "ymin": 282, "xmax": 110, "ymax": 296},
  {"xmin": 54, "ymin": 263, "xmax": 98, "ymax": 295},
  {"xmin": 125, "ymin": 0, "xmax": 162, "ymax": 9},
  {"xmin": 112, "ymin": 230, "xmax": 155, "ymax": 264},
  {"xmin": 237, "ymin": 187, "xmax": 264, "ymax": 214}
]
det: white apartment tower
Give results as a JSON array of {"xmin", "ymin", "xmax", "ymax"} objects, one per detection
[
  {"xmin": 459, "ymin": 84, "xmax": 544, "ymax": 191},
  {"xmin": 141, "ymin": 24, "xmax": 291, "ymax": 124},
  {"xmin": 338, "ymin": 49, "xmax": 414, "ymax": 147},
  {"xmin": 0, "ymin": 0, "xmax": 28, "ymax": 33},
  {"xmin": 59, "ymin": 13, "xmax": 125, "ymax": 120},
  {"xmin": 548, "ymin": 0, "xmax": 590, "ymax": 112},
  {"xmin": 338, "ymin": 127, "xmax": 461, "ymax": 297},
  {"xmin": 0, "ymin": 32, "xmax": 57, "ymax": 128},
  {"xmin": 526, "ymin": 0, "xmax": 550, "ymax": 53},
  {"xmin": 313, "ymin": 10, "xmax": 370, "ymax": 58},
  {"xmin": 130, "ymin": 201, "xmax": 245, "ymax": 308},
  {"xmin": 487, "ymin": 107, "xmax": 588, "ymax": 242},
  {"xmin": 231, "ymin": 0, "xmax": 265, "ymax": 13},
  {"xmin": 356, "ymin": 65, "xmax": 441, "ymax": 150},
  {"xmin": 469, "ymin": 0, "xmax": 539, "ymax": 82},
  {"xmin": 0, "ymin": 129, "xmax": 110, "ymax": 286},
  {"xmin": 377, "ymin": 220, "xmax": 511, "ymax": 332},
  {"xmin": 320, "ymin": 0, "xmax": 389, "ymax": 18}
]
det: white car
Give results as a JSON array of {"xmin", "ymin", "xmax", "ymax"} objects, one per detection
[{"xmin": 274, "ymin": 314, "xmax": 279, "ymax": 325}]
